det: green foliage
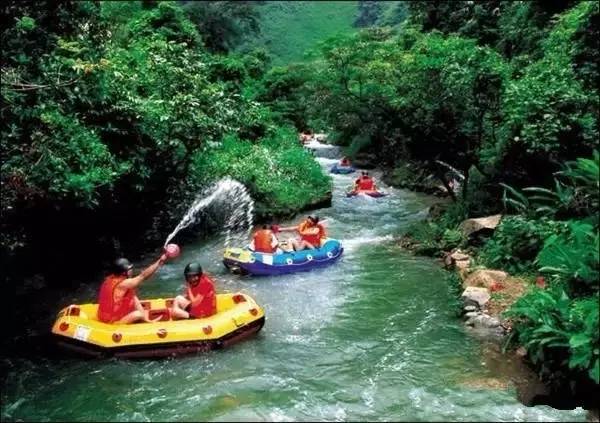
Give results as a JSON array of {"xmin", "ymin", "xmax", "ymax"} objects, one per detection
[
  {"xmin": 1, "ymin": 1, "xmax": 330, "ymax": 279},
  {"xmin": 190, "ymin": 126, "xmax": 331, "ymax": 217},
  {"xmin": 478, "ymin": 216, "xmax": 565, "ymax": 274},
  {"xmin": 183, "ymin": 1, "xmax": 260, "ymax": 53},
  {"xmin": 240, "ymin": 1, "xmax": 359, "ymax": 66},
  {"xmin": 506, "ymin": 287, "xmax": 600, "ymax": 384},
  {"xmin": 536, "ymin": 221, "xmax": 599, "ymax": 294},
  {"xmin": 405, "ymin": 201, "xmax": 467, "ymax": 254},
  {"xmin": 441, "ymin": 229, "xmax": 463, "ymax": 250},
  {"xmin": 500, "ymin": 151, "xmax": 599, "ymax": 220}
]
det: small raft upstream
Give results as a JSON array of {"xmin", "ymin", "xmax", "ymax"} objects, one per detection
[{"xmin": 330, "ymin": 164, "xmax": 356, "ymax": 174}]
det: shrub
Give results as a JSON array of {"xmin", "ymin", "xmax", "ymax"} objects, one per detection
[
  {"xmin": 536, "ymin": 220, "xmax": 599, "ymax": 295},
  {"xmin": 478, "ymin": 216, "xmax": 566, "ymax": 274},
  {"xmin": 506, "ymin": 286, "xmax": 599, "ymax": 384}
]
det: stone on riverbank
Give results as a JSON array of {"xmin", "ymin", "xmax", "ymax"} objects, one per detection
[
  {"xmin": 462, "ymin": 286, "xmax": 491, "ymax": 308},
  {"xmin": 460, "ymin": 214, "xmax": 502, "ymax": 238}
]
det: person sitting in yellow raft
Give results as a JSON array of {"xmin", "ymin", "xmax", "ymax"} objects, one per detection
[
  {"xmin": 278, "ymin": 215, "xmax": 327, "ymax": 251},
  {"xmin": 97, "ymin": 254, "xmax": 169, "ymax": 324},
  {"xmin": 170, "ymin": 263, "xmax": 217, "ymax": 320}
]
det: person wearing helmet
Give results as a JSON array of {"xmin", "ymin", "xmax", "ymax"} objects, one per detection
[
  {"xmin": 170, "ymin": 262, "xmax": 217, "ymax": 320},
  {"xmin": 97, "ymin": 253, "xmax": 168, "ymax": 324}
]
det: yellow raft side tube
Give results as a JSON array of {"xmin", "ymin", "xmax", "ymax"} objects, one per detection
[{"xmin": 51, "ymin": 293, "xmax": 265, "ymax": 358}]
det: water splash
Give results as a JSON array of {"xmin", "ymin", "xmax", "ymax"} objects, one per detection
[{"xmin": 163, "ymin": 177, "xmax": 254, "ymax": 247}]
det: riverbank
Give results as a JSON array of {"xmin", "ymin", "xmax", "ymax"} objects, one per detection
[{"xmin": 392, "ymin": 199, "xmax": 599, "ymax": 417}]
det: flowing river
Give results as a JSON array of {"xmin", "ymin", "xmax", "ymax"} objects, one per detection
[{"xmin": 1, "ymin": 141, "xmax": 586, "ymax": 422}]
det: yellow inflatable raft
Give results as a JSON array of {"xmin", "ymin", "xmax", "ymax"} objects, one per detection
[{"xmin": 51, "ymin": 293, "xmax": 265, "ymax": 358}]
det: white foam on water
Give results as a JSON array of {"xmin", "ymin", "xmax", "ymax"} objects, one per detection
[{"xmin": 342, "ymin": 234, "xmax": 394, "ymax": 252}]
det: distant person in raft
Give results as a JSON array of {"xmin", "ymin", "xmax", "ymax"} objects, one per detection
[
  {"xmin": 170, "ymin": 263, "xmax": 217, "ymax": 320},
  {"xmin": 340, "ymin": 156, "xmax": 351, "ymax": 167},
  {"xmin": 278, "ymin": 215, "xmax": 327, "ymax": 251},
  {"xmin": 249, "ymin": 224, "xmax": 283, "ymax": 254},
  {"xmin": 354, "ymin": 172, "xmax": 376, "ymax": 192},
  {"xmin": 97, "ymin": 254, "xmax": 169, "ymax": 324}
]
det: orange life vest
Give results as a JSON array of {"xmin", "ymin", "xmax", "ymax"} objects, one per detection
[
  {"xmin": 253, "ymin": 229, "xmax": 276, "ymax": 253},
  {"xmin": 97, "ymin": 275, "xmax": 136, "ymax": 323},
  {"xmin": 358, "ymin": 177, "xmax": 375, "ymax": 190},
  {"xmin": 298, "ymin": 220, "xmax": 326, "ymax": 246}
]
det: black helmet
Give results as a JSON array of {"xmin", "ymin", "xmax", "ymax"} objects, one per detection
[
  {"xmin": 113, "ymin": 258, "xmax": 133, "ymax": 275},
  {"xmin": 184, "ymin": 262, "xmax": 203, "ymax": 278}
]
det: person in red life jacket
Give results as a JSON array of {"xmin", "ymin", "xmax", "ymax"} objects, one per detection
[
  {"xmin": 278, "ymin": 215, "xmax": 327, "ymax": 250},
  {"xmin": 249, "ymin": 224, "xmax": 281, "ymax": 254},
  {"xmin": 97, "ymin": 255, "xmax": 168, "ymax": 324},
  {"xmin": 340, "ymin": 156, "xmax": 351, "ymax": 167},
  {"xmin": 171, "ymin": 263, "xmax": 217, "ymax": 320},
  {"xmin": 358, "ymin": 172, "xmax": 376, "ymax": 191},
  {"xmin": 352, "ymin": 171, "xmax": 365, "ymax": 193}
]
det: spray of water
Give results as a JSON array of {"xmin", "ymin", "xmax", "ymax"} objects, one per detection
[{"xmin": 163, "ymin": 177, "xmax": 254, "ymax": 248}]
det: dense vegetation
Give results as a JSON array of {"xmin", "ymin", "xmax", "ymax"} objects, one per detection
[
  {"xmin": 1, "ymin": 0, "xmax": 597, "ymax": 410},
  {"xmin": 254, "ymin": 0, "xmax": 599, "ymax": 407},
  {"xmin": 1, "ymin": 1, "xmax": 330, "ymax": 287}
]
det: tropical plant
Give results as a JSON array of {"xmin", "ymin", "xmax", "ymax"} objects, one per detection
[
  {"xmin": 536, "ymin": 220, "xmax": 599, "ymax": 294},
  {"xmin": 506, "ymin": 287, "xmax": 600, "ymax": 384}
]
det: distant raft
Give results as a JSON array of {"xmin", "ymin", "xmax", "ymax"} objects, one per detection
[
  {"xmin": 330, "ymin": 164, "xmax": 356, "ymax": 174},
  {"xmin": 51, "ymin": 293, "xmax": 265, "ymax": 358},
  {"xmin": 223, "ymin": 238, "xmax": 344, "ymax": 276},
  {"xmin": 346, "ymin": 189, "xmax": 387, "ymax": 198}
]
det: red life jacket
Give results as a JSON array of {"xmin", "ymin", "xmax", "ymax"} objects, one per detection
[
  {"xmin": 341, "ymin": 158, "xmax": 350, "ymax": 166},
  {"xmin": 358, "ymin": 177, "xmax": 375, "ymax": 190},
  {"xmin": 253, "ymin": 229, "xmax": 276, "ymax": 253},
  {"xmin": 188, "ymin": 274, "xmax": 217, "ymax": 318},
  {"xmin": 97, "ymin": 275, "xmax": 136, "ymax": 323}
]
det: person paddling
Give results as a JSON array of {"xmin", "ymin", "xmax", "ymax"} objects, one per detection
[
  {"xmin": 340, "ymin": 156, "xmax": 351, "ymax": 167},
  {"xmin": 97, "ymin": 254, "xmax": 169, "ymax": 324}
]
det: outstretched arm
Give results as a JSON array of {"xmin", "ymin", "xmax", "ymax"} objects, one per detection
[
  {"xmin": 277, "ymin": 225, "xmax": 298, "ymax": 232},
  {"xmin": 120, "ymin": 254, "xmax": 167, "ymax": 290}
]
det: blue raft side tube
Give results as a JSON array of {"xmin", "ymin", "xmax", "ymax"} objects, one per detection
[
  {"xmin": 330, "ymin": 164, "xmax": 356, "ymax": 174},
  {"xmin": 224, "ymin": 239, "xmax": 344, "ymax": 276}
]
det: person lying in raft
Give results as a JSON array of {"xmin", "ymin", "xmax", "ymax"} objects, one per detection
[
  {"xmin": 249, "ymin": 224, "xmax": 282, "ymax": 254},
  {"xmin": 97, "ymin": 255, "xmax": 169, "ymax": 324},
  {"xmin": 170, "ymin": 262, "xmax": 217, "ymax": 320},
  {"xmin": 278, "ymin": 215, "xmax": 327, "ymax": 251}
]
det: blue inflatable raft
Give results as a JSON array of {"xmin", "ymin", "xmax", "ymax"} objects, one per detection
[
  {"xmin": 223, "ymin": 239, "xmax": 343, "ymax": 276},
  {"xmin": 330, "ymin": 164, "xmax": 356, "ymax": 174}
]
